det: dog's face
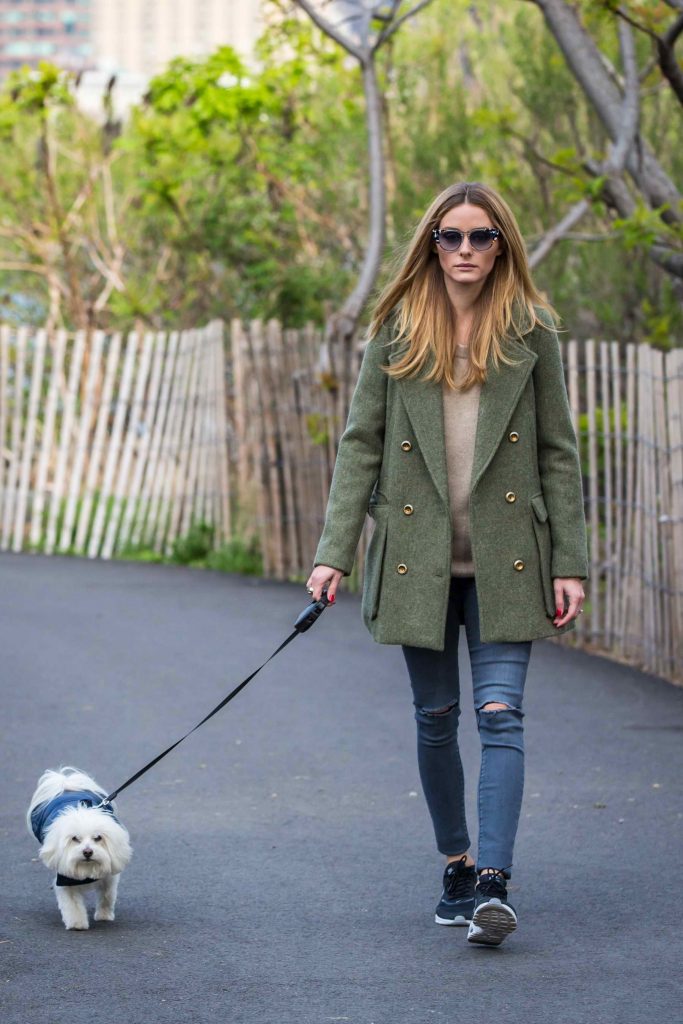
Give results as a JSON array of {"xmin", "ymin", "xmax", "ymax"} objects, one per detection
[{"xmin": 39, "ymin": 807, "xmax": 132, "ymax": 880}]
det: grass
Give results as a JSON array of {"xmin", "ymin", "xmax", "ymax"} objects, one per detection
[
  {"xmin": 116, "ymin": 523, "xmax": 263, "ymax": 576},
  {"xmin": 20, "ymin": 494, "xmax": 264, "ymax": 579}
]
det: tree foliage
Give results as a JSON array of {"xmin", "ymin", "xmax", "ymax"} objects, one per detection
[{"xmin": 0, "ymin": 0, "xmax": 679, "ymax": 345}]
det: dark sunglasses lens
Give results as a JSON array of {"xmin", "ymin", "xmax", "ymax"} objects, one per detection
[
  {"xmin": 471, "ymin": 229, "xmax": 495, "ymax": 250},
  {"xmin": 439, "ymin": 230, "xmax": 463, "ymax": 251}
]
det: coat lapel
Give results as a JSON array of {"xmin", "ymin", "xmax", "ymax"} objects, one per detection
[
  {"xmin": 392, "ymin": 339, "xmax": 538, "ymax": 505},
  {"xmin": 470, "ymin": 340, "xmax": 538, "ymax": 491}
]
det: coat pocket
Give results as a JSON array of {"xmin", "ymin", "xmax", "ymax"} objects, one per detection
[
  {"xmin": 530, "ymin": 493, "xmax": 556, "ymax": 618},
  {"xmin": 362, "ymin": 507, "xmax": 389, "ymax": 622}
]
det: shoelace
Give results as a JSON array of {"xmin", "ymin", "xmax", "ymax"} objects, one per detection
[
  {"xmin": 476, "ymin": 868, "xmax": 508, "ymax": 898},
  {"xmin": 444, "ymin": 857, "xmax": 475, "ymax": 899}
]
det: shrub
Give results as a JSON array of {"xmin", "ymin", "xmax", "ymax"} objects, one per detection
[
  {"xmin": 171, "ymin": 522, "xmax": 214, "ymax": 564},
  {"xmin": 206, "ymin": 536, "xmax": 262, "ymax": 576}
]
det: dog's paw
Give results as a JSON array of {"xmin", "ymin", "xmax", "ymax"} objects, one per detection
[
  {"xmin": 94, "ymin": 908, "xmax": 115, "ymax": 922},
  {"xmin": 63, "ymin": 916, "xmax": 89, "ymax": 930}
]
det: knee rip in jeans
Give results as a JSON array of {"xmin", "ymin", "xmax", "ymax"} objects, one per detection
[
  {"xmin": 419, "ymin": 699, "xmax": 459, "ymax": 717},
  {"xmin": 476, "ymin": 701, "xmax": 521, "ymax": 714}
]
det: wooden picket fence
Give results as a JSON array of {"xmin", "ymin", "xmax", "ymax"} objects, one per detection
[
  {"xmin": 564, "ymin": 340, "xmax": 683, "ymax": 684},
  {"xmin": 230, "ymin": 324, "xmax": 683, "ymax": 685},
  {"xmin": 229, "ymin": 318, "xmax": 365, "ymax": 583},
  {"xmin": 0, "ymin": 321, "xmax": 230, "ymax": 559},
  {"xmin": 0, "ymin": 319, "xmax": 681, "ymax": 684}
]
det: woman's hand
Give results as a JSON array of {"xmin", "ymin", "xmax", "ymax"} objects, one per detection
[
  {"xmin": 306, "ymin": 565, "xmax": 344, "ymax": 604},
  {"xmin": 552, "ymin": 577, "xmax": 585, "ymax": 627}
]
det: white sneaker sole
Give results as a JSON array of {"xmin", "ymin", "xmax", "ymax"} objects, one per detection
[
  {"xmin": 467, "ymin": 897, "xmax": 517, "ymax": 945},
  {"xmin": 435, "ymin": 912, "xmax": 471, "ymax": 926}
]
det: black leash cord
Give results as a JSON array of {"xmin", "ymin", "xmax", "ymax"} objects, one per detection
[{"xmin": 100, "ymin": 588, "xmax": 330, "ymax": 806}]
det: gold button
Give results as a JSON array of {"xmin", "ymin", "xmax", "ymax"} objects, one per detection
[
  {"xmin": 397, "ymin": 563, "xmax": 408, "ymax": 575},
  {"xmin": 508, "ymin": 431, "xmax": 519, "ymax": 443},
  {"xmin": 505, "ymin": 491, "xmax": 516, "ymax": 503},
  {"xmin": 513, "ymin": 559, "xmax": 525, "ymax": 571},
  {"xmin": 401, "ymin": 440, "xmax": 412, "ymax": 452},
  {"xmin": 403, "ymin": 504, "xmax": 414, "ymax": 516}
]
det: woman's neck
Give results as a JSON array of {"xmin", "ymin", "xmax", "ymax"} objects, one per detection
[
  {"xmin": 444, "ymin": 277, "xmax": 481, "ymax": 348},
  {"xmin": 454, "ymin": 322, "xmax": 472, "ymax": 348},
  {"xmin": 444, "ymin": 274, "xmax": 484, "ymax": 316}
]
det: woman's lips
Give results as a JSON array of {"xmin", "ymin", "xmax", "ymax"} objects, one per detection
[{"xmin": 456, "ymin": 264, "xmax": 476, "ymax": 268}]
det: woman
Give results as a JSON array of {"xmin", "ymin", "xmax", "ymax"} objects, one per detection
[{"xmin": 306, "ymin": 181, "xmax": 588, "ymax": 946}]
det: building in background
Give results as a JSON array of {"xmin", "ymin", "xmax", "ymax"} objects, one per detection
[
  {"xmin": 93, "ymin": 0, "xmax": 261, "ymax": 80},
  {"xmin": 0, "ymin": 0, "xmax": 262, "ymax": 115},
  {"xmin": 85, "ymin": 0, "xmax": 262, "ymax": 116},
  {"xmin": 0, "ymin": 0, "xmax": 95, "ymax": 76}
]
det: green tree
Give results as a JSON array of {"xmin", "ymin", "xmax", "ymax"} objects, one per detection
[
  {"xmin": 0, "ymin": 0, "xmax": 679, "ymax": 345},
  {"xmin": 0, "ymin": 64, "xmax": 130, "ymax": 331}
]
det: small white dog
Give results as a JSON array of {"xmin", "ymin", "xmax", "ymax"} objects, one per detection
[{"xmin": 27, "ymin": 767, "xmax": 132, "ymax": 930}]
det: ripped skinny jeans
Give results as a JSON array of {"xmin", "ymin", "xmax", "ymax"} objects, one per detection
[{"xmin": 401, "ymin": 575, "xmax": 532, "ymax": 877}]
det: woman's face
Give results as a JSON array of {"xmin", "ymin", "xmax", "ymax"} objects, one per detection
[{"xmin": 434, "ymin": 203, "xmax": 502, "ymax": 290}]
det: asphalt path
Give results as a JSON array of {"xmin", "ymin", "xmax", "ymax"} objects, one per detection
[{"xmin": 1, "ymin": 553, "xmax": 682, "ymax": 1024}]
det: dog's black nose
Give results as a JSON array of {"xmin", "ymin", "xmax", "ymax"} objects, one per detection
[{"xmin": 83, "ymin": 849, "xmax": 93, "ymax": 859}]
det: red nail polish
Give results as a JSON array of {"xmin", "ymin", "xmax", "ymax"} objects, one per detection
[{"xmin": 329, "ymin": 594, "xmax": 335, "ymax": 604}]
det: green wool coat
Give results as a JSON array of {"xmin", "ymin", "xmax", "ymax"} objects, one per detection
[{"xmin": 314, "ymin": 308, "xmax": 589, "ymax": 649}]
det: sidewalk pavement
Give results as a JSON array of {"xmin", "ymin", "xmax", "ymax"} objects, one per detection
[{"xmin": 1, "ymin": 553, "xmax": 681, "ymax": 1024}]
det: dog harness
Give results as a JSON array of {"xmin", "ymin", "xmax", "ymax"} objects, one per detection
[{"xmin": 30, "ymin": 790, "xmax": 119, "ymax": 887}]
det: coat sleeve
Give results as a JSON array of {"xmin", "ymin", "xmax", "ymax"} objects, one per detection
[
  {"xmin": 531, "ymin": 311, "xmax": 589, "ymax": 580},
  {"xmin": 313, "ymin": 328, "xmax": 389, "ymax": 576}
]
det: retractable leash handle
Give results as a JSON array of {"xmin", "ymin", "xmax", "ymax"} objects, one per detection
[
  {"xmin": 99, "ymin": 584, "xmax": 332, "ymax": 807},
  {"xmin": 294, "ymin": 585, "xmax": 331, "ymax": 633}
]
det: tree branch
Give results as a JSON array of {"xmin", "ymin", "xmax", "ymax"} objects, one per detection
[
  {"xmin": 527, "ymin": 231, "xmax": 620, "ymax": 242},
  {"xmin": 584, "ymin": 158, "xmax": 635, "ymax": 216},
  {"xmin": 613, "ymin": 4, "xmax": 658, "ymax": 43},
  {"xmin": 83, "ymin": 241, "xmax": 125, "ymax": 292},
  {"xmin": 292, "ymin": 0, "xmax": 364, "ymax": 60},
  {"xmin": 528, "ymin": 199, "xmax": 590, "ymax": 267},
  {"xmin": 292, "ymin": 0, "xmax": 435, "ymax": 353},
  {"xmin": 664, "ymin": 10, "xmax": 683, "ymax": 44},
  {"xmin": 612, "ymin": 5, "xmax": 683, "ymax": 104},
  {"xmin": 42, "ymin": 115, "xmax": 88, "ymax": 328},
  {"xmin": 529, "ymin": 20, "xmax": 640, "ymax": 268},
  {"xmin": 100, "ymin": 160, "xmax": 120, "ymax": 249},
  {"xmin": 507, "ymin": 128, "xmax": 586, "ymax": 177},
  {"xmin": 374, "ymin": 0, "xmax": 435, "ymax": 50},
  {"xmin": 329, "ymin": 57, "xmax": 386, "ymax": 344},
  {"xmin": 62, "ymin": 159, "xmax": 107, "ymax": 235},
  {"xmin": 607, "ymin": 20, "xmax": 639, "ymax": 173},
  {"xmin": 657, "ymin": 12, "xmax": 683, "ymax": 105},
  {"xmin": 650, "ymin": 245, "xmax": 683, "ymax": 276},
  {"xmin": 529, "ymin": 0, "xmax": 681, "ymax": 223},
  {"xmin": 0, "ymin": 261, "xmax": 50, "ymax": 275}
]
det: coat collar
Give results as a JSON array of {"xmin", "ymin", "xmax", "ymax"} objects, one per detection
[{"xmin": 389, "ymin": 337, "xmax": 538, "ymax": 506}]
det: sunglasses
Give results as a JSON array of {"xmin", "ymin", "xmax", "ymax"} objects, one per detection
[{"xmin": 432, "ymin": 227, "xmax": 501, "ymax": 252}]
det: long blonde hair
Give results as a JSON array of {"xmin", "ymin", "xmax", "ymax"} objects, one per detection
[{"xmin": 369, "ymin": 181, "xmax": 559, "ymax": 390}]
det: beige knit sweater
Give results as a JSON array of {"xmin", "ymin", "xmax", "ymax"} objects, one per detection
[{"xmin": 442, "ymin": 345, "xmax": 481, "ymax": 576}]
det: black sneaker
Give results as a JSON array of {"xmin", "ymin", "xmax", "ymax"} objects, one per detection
[
  {"xmin": 435, "ymin": 856, "xmax": 476, "ymax": 926},
  {"xmin": 467, "ymin": 868, "xmax": 517, "ymax": 945}
]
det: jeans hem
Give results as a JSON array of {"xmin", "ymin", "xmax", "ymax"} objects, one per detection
[
  {"xmin": 476, "ymin": 856, "xmax": 513, "ymax": 878},
  {"xmin": 436, "ymin": 836, "xmax": 471, "ymax": 857}
]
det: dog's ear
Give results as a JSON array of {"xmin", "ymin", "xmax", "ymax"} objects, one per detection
[
  {"xmin": 38, "ymin": 826, "xmax": 65, "ymax": 872},
  {"xmin": 100, "ymin": 823, "xmax": 133, "ymax": 874}
]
